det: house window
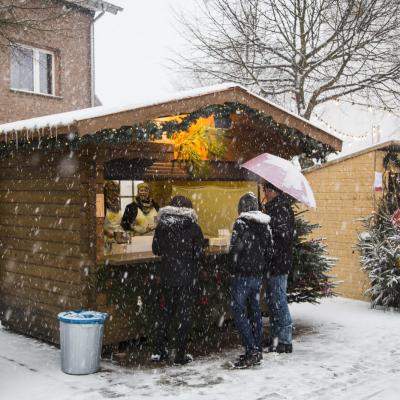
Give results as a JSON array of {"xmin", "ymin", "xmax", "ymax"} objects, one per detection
[{"xmin": 11, "ymin": 45, "xmax": 54, "ymax": 95}]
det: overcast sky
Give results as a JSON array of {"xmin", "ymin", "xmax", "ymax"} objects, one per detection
[
  {"xmin": 94, "ymin": 0, "xmax": 197, "ymax": 105},
  {"xmin": 94, "ymin": 0, "xmax": 400, "ymax": 153}
]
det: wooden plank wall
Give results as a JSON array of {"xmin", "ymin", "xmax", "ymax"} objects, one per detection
[
  {"xmin": 0, "ymin": 148, "xmax": 93, "ymax": 343},
  {"xmin": 0, "ymin": 142, "xmax": 175, "ymax": 345}
]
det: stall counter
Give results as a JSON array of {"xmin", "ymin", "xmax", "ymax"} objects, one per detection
[{"xmin": 102, "ymin": 243, "xmax": 230, "ymax": 266}]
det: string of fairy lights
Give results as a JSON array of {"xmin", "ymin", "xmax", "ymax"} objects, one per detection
[
  {"xmin": 313, "ymin": 112, "xmax": 370, "ymax": 141},
  {"xmin": 312, "ymin": 98, "xmax": 400, "ymax": 143}
]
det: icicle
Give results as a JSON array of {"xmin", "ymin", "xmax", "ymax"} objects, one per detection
[
  {"xmin": 14, "ymin": 130, "xmax": 18, "ymax": 151},
  {"xmin": 38, "ymin": 127, "xmax": 41, "ymax": 149}
]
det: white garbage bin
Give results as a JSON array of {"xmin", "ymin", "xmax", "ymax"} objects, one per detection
[{"xmin": 57, "ymin": 310, "xmax": 108, "ymax": 375}]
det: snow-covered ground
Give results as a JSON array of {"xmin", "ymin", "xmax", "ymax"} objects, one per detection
[{"xmin": 1, "ymin": 297, "xmax": 400, "ymax": 400}]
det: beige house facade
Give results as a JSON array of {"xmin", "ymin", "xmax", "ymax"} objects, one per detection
[{"xmin": 304, "ymin": 142, "xmax": 399, "ymax": 300}]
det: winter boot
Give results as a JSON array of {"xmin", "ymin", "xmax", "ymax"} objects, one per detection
[
  {"xmin": 264, "ymin": 337, "xmax": 279, "ymax": 353},
  {"xmin": 237, "ymin": 351, "xmax": 263, "ymax": 362},
  {"xmin": 173, "ymin": 354, "xmax": 193, "ymax": 366},
  {"xmin": 275, "ymin": 343, "xmax": 293, "ymax": 353},
  {"xmin": 233, "ymin": 352, "xmax": 262, "ymax": 369},
  {"xmin": 150, "ymin": 349, "xmax": 169, "ymax": 362}
]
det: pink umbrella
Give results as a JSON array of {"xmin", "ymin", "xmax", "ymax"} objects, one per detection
[{"xmin": 241, "ymin": 153, "xmax": 316, "ymax": 208}]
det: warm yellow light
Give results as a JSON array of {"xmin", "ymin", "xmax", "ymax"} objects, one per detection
[{"xmin": 172, "ymin": 116, "xmax": 214, "ymax": 160}]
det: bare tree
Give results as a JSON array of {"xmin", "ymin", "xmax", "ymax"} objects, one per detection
[{"xmin": 176, "ymin": 0, "xmax": 400, "ymax": 119}]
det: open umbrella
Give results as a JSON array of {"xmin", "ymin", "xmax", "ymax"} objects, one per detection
[{"xmin": 241, "ymin": 153, "xmax": 316, "ymax": 208}]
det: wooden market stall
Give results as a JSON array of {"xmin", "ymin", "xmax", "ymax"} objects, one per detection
[{"xmin": 0, "ymin": 83, "xmax": 342, "ymax": 345}]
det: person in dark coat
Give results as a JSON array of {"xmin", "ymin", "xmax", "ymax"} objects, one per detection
[
  {"xmin": 121, "ymin": 182, "xmax": 159, "ymax": 235},
  {"xmin": 151, "ymin": 195, "xmax": 204, "ymax": 365},
  {"xmin": 261, "ymin": 181, "xmax": 295, "ymax": 353},
  {"xmin": 229, "ymin": 192, "xmax": 272, "ymax": 368}
]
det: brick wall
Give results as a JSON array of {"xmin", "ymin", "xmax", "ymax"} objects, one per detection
[
  {"xmin": 0, "ymin": 0, "xmax": 93, "ymax": 124},
  {"xmin": 304, "ymin": 150, "xmax": 384, "ymax": 300}
]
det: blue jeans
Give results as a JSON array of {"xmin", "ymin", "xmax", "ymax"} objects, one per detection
[
  {"xmin": 231, "ymin": 276, "xmax": 263, "ymax": 355},
  {"xmin": 265, "ymin": 274, "xmax": 292, "ymax": 344}
]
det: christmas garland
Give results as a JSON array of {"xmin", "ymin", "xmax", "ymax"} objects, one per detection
[
  {"xmin": 0, "ymin": 102, "xmax": 335, "ymax": 161},
  {"xmin": 383, "ymin": 148, "xmax": 400, "ymax": 170}
]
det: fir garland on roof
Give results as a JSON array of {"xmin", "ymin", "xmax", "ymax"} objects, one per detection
[{"xmin": 0, "ymin": 102, "xmax": 334, "ymax": 160}]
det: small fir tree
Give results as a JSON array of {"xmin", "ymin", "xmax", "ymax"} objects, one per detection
[{"xmin": 289, "ymin": 210, "xmax": 337, "ymax": 303}]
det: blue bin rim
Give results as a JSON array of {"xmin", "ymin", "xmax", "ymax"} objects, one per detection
[{"xmin": 57, "ymin": 310, "xmax": 108, "ymax": 324}]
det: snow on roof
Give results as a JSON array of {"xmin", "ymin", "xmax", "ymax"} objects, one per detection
[
  {"xmin": 65, "ymin": 0, "xmax": 122, "ymax": 15},
  {"xmin": 0, "ymin": 83, "xmax": 340, "ymax": 145},
  {"xmin": 304, "ymin": 140, "xmax": 400, "ymax": 174},
  {"xmin": 0, "ymin": 83, "xmax": 234, "ymax": 134}
]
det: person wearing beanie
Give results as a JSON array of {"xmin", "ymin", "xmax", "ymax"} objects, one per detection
[
  {"xmin": 261, "ymin": 181, "xmax": 295, "ymax": 354},
  {"xmin": 121, "ymin": 182, "xmax": 159, "ymax": 235},
  {"xmin": 229, "ymin": 192, "xmax": 272, "ymax": 368},
  {"xmin": 151, "ymin": 195, "xmax": 204, "ymax": 366}
]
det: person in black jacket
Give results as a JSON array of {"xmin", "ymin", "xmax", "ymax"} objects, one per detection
[
  {"xmin": 229, "ymin": 192, "xmax": 272, "ymax": 368},
  {"xmin": 121, "ymin": 182, "xmax": 159, "ymax": 235},
  {"xmin": 151, "ymin": 195, "xmax": 204, "ymax": 365},
  {"xmin": 261, "ymin": 181, "xmax": 295, "ymax": 354}
]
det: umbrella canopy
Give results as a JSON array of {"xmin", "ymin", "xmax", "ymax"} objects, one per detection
[{"xmin": 241, "ymin": 153, "xmax": 316, "ymax": 208}]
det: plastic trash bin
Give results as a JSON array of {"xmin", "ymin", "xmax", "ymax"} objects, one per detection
[{"xmin": 57, "ymin": 310, "xmax": 108, "ymax": 375}]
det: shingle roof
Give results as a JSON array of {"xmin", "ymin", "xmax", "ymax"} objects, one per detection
[{"xmin": 64, "ymin": 0, "xmax": 122, "ymax": 15}]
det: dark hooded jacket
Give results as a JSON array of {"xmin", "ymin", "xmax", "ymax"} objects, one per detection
[
  {"xmin": 230, "ymin": 210, "xmax": 272, "ymax": 277},
  {"xmin": 262, "ymin": 195, "xmax": 295, "ymax": 276},
  {"xmin": 152, "ymin": 206, "xmax": 204, "ymax": 287}
]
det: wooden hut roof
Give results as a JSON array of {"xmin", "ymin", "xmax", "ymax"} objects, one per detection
[
  {"xmin": 0, "ymin": 83, "xmax": 342, "ymax": 152},
  {"xmin": 304, "ymin": 140, "xmax": 400, "ymax": 174}
]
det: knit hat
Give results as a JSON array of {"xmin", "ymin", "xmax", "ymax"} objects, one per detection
[
  {"xmin": 137, "ymin": 182, "xmax": 150, "ymax": 191},
  {"xmin": 170, "ymin": 195, "xmax": 193, "ymax": 208},
  {"xmin": 238, "ymin": 192, "xmax": 259, "ymax": 213}
]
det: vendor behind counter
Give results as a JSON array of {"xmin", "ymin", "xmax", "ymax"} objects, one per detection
[
  {"xmin": 103, "ymin": 180, "xmax": 128, "ymax": 253},
  {"xmin": 121, "ymin": 182, "xmax": 159, "ymax": 236}
]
